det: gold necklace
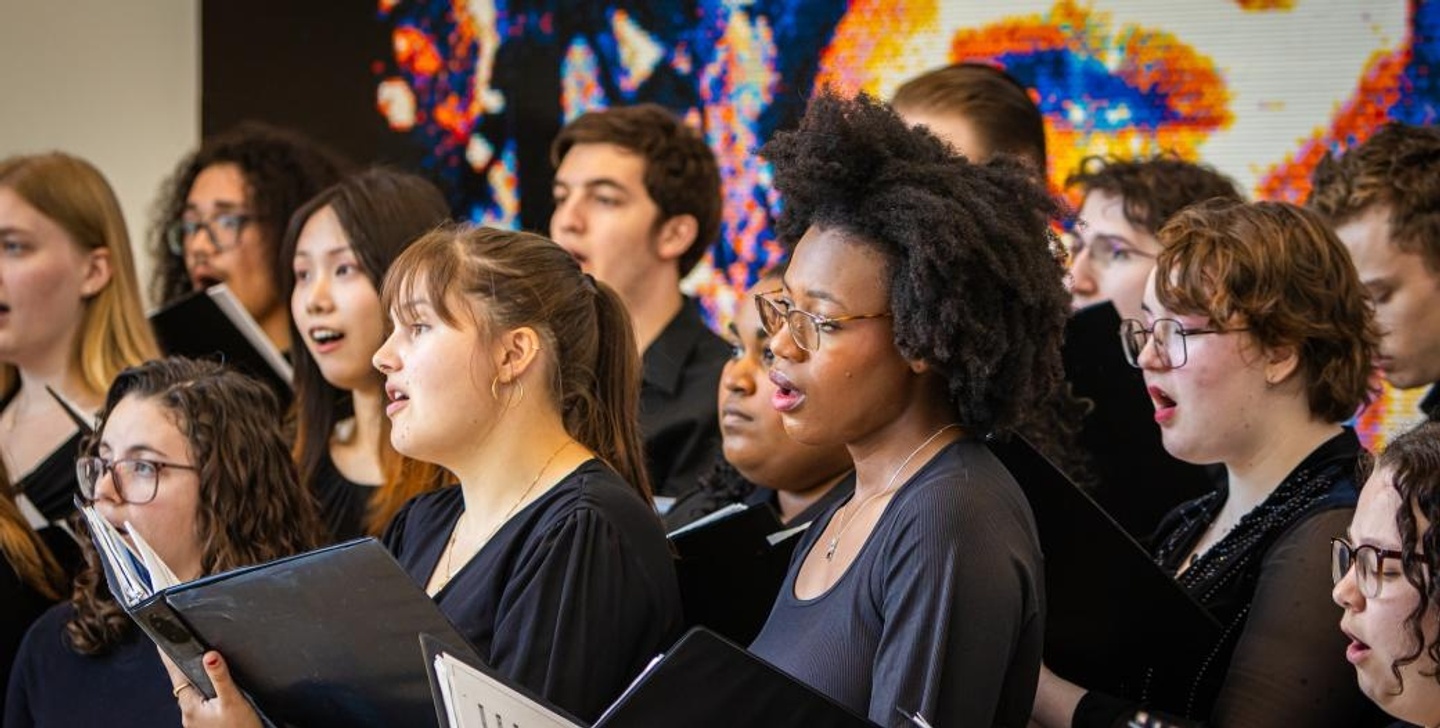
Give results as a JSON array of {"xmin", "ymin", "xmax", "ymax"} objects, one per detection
[
  {"xmin": 824, "ymin": 423, "xmax": 959, "ymax": 561},
  {"xmin": 440, "ymin": 440, "xmax": 572, "ymax": 582}
]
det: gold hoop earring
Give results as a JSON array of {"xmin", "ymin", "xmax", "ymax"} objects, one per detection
[
  {"xmin": 490, "ymin": 374, "xmax": 502, "ymax": 402},
  {"xmin": 514, "ymin": 379, "xmax": 525, "ymax": 407}
]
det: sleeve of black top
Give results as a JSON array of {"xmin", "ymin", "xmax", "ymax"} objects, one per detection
[
  {"xmin": 4, "ymin": 618, "xmax": 39, "ymax": 728},
  {"xmin": 485, "ymin": 507, "xmax": 673, "ymax": 723},
  {"xmin": 870, "ymin": 485, "xmax": 1039, "ymax": 727},
  {"xmin": 379, "ymin": 496, "xmax": 416, "ymax": 556},
  {"xmin": 1210, "ymin": 509, "xmax": 1369, "ymax": 727}
]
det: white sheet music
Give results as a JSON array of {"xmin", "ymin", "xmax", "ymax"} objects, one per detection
[{"xmin": 432, "ymin": 652, "xmax": 580, "ymax": 728}]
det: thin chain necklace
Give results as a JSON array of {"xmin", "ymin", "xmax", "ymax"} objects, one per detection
[
  {"xmin": 824, "ymin": 423, "xmax": 959, "ymax": 561},
  {"xmin": 440, "ymin": 440, "xmax": 572, "ymax": 583}
]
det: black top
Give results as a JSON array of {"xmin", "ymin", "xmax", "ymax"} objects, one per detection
[
  {"xmin": 310, "ymin": 450, "xmax": 377, "ymax": 543},
  {"xmin": 1, "ymin": 386, "xmax": 83, "ymax": 527},
  {"xmin": 382, "ymin": 459, "xmax": 683, "ymax": 722},
  {"xmin": 4, "ymin": 603, "xmax": 180, "ymax": 728},
  {"xmin": 743, "ymin": 473, "xmax": 856, "ymax": 528},
  {"xmin": 1074, "ymin": 429, "xmax": 1390, "ymax": 727},
  {"xmin": 749, "ymin": 440, "xmax": 1045, "ymax": 727},
  {"xmin": 1062, "ymin": 302, "xmax": 1216, "ymax": 541},
  {"xmin": 1421, "ymin": 384, "xmax": 1439, "ymax": 422},
  {"xmin": 664, "ymin": 456, "xmax": 856, "ymax": 531},
  {"xmin": 0, "ymin": 565, "xmax": 57, "ymax": 721},
  {"xmin": 641, "ymin": 298, "xmax": 728, "ymax": 500}
]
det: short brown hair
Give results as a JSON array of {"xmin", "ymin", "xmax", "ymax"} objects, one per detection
[
  {"xmin": 1066, "ymin": 154, "xmax": 1243, "ymax": 236},
  {"xmin": 550, "ymin": 105, "xmax": 722, "ymax": 277},
  {"xmin": 891, "ymin": 62, "xmax": 1047, "ymax": 171},
  {"xmin": 1155, "ymin": 200, "xmax": 1379, "ymax": 422},
  {"xmin": 1308, "ymin": 123, "xmax": 1440, "ymax": 272}
]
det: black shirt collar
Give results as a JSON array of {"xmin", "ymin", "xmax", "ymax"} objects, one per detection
[{"xmin": 642, "ymin": 298, "xmax": 712, "ymax": 396}]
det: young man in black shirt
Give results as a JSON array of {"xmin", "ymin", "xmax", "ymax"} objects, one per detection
[
  {"xmin": 550, "ymin": 105, "xmax": 729, "ymax": 503},
  {"xmin": 1310, "ymin": 123, "xmax": 1440, "ymax": 421}
]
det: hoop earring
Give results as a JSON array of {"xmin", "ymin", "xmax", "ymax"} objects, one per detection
[
  {"xmin": 490, "ymin": 374, "xmax": 502, "ymax": 402},
  {"xmin": 514, "ymin": 379, "xmax": 525, "ymax": 408}
]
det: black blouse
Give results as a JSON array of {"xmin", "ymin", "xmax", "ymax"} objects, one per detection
[
  {"xmin": 1074, "ymin": 429, "xmax": 1390, "ymax": 727},
  {"xmin": 309, "ymin": 450, "xmax": 376, "ymax": 543},
  {"xmin": 4, "ymin": 603, "xmax": 180, "ymax": 728},
  {"xmin": 382, "ymin": 459, "xmax": 683, "ymax": 722},
  {"xmin": 749, "ymin": 440, "xmax": 1045, "ymax": 727},
  {"xmin": 1, "ymin": 384, "xmax": 82, "ymax": 527}
]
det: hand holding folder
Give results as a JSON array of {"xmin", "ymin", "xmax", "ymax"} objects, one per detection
[{"xmin": 80, "ymin": 514, "xmax": 473, "ymax": 728}]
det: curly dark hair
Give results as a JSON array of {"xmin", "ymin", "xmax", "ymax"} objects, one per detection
[
  {"xmin": 1066, "ymin": 154, "xmax": 1244, "ymax": 236},
  {"xmin": 1378, "ymin": 421, "xmax": 1440, "ymax": 691},
  {"xmin": 1309, "ymin": 122, "xmax": 1440, "ymax": 273},
  {"xmin": 891, "ymin": 62, "xmax": 1047, "ymax": 171},
  {"xmin": 759, "ymin": 89, "xmax": 1072, "ymax": 439},
  {"xmin": 149, "ymin": 121, "xmax": 349, "ymax": 306},
  {"xmin": 550, "ymin": 104, "xmax": 722, "ymax": 277},
  {"xmin": 67, "ymin": 357, "xmax": 325, "ymax": 655}
]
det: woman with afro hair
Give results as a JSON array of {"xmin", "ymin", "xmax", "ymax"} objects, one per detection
[{"xmin": 746, "ymin": 89, "xmax": 1070, "ymax": 726}]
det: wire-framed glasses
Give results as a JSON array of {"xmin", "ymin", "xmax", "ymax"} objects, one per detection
[
  {"xmin": 754, "ymin": 292, "xmax": 891, "ymax": 353},
  {"xmin": 1331, "ymin": 538, "xmax": 1407, "ymax": 599},
  {"xmin": 76, "ymin": 456, "xmax": 198, "ymax": 505},
  {"xmin": 1119, "ymin": 317, "xmax": 1248, "ymax": 369}
]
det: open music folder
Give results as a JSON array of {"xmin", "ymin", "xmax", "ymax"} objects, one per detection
[
  {"xmin": 667, "ymin": 502, "xmax": 807, "ymax": 644},
  {"xmin": 148, "ymin": 283, "xmax": 293, "ymax": 404},
  {"xmin": 81, "ymin": 512, "xmax": 469, "ymax": 728},
  {"xmin": 987, "ymin": 435, "xmax": 1222, "ymax": 697},
  {"xmin": 422, "ymin": 627, "xmax": 877, "ymax": 728}
]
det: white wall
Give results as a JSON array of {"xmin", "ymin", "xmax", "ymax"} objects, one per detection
[{"xmin": 0, "ymin": 0, "xmax": 199, "ymax": 306}]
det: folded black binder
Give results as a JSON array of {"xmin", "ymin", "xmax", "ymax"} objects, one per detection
[
  {"xmin": 1063, "ymin": 300, "xmax": 1216, "ymax": 538},
  {"xmin": 85, "ymin": 522, "xmax": 469, "ymax": 728},
  {"xmin": 668, "ymin": 503, "xmax": 805, "ymax": 644},
  {"xmin": 149, "ymin": 284, "xmax": 293, "ymax": 405},
  {"xmin": 988, "ymin": 435, "xmax": 1221, "ymax": 697},
  {"xmin": 423, "ymin": 627, "xmax": 878, "ymax": 728}
]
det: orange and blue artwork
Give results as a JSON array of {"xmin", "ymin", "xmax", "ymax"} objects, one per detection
[{"xmin": 372, "ymin": 0, "xmax": 1440, "ymax": 447}]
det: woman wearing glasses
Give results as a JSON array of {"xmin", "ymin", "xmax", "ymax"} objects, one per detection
[
  {"xmin": 1033, "ymin": 200, "xmax": 1388, "ymax": 727},
  {"xmin": 1333, "ymin": 421, "xmax": 1440, "ymax": 728},
  {"xmin": 151, "ymin": 123, "xmax": 347, "ymax": 353},
  {"xmin": 0, "ymin": 152, "xmax": 157, "ymax": 536},
  {"xmin": 4, "ymin": 357, "xmax": 322, "ymax": 728},
  {"xmin": 744, "ymin": 91, "xmax": 1065, "ymax": 726}
]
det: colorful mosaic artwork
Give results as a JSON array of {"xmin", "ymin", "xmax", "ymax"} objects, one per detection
[{"xmin": 372, "ymin": 0, "xmax": 1440, "ymax": 447}]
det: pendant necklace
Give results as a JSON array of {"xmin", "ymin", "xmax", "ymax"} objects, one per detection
[{"xmin": 824, "ymin": 423, "xmax": 959, "ymax": 561}]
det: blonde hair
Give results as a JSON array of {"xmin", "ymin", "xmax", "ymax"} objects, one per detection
[{"xmin": 0, "ymin": 153, "xmax": 158, "ymax": 395}]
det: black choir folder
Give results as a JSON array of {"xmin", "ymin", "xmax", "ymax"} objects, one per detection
[
  {"xmin": 667, "ymin": 503, "xmax": 807, "ymax": 644},
  {"xmin": 149, "ymin": 283, "xmax": 293, "ymax": 402},
  {"xmin": 422, "ymin": 628, "xmax": 877, "ymax": 728},
  {"xmin": 81, "ymin": 507, "xmax": 470, "ymax": 728},
  {"xmin": 988, "ymin": 436, "xmax": 1221, "ymax": 696}
]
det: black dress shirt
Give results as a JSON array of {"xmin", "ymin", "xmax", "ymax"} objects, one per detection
[{"xmin": 641, "ymin": 298, "xmax": 729, "ymax": 501}]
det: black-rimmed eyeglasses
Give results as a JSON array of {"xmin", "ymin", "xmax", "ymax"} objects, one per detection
[
  {"xmin": 166, "ymin": 213, "xmax": 253, "ymax": 257},
  {"xmin": 1331, "ymin": 537, "xmax": 1407, "ymax": 599}
]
